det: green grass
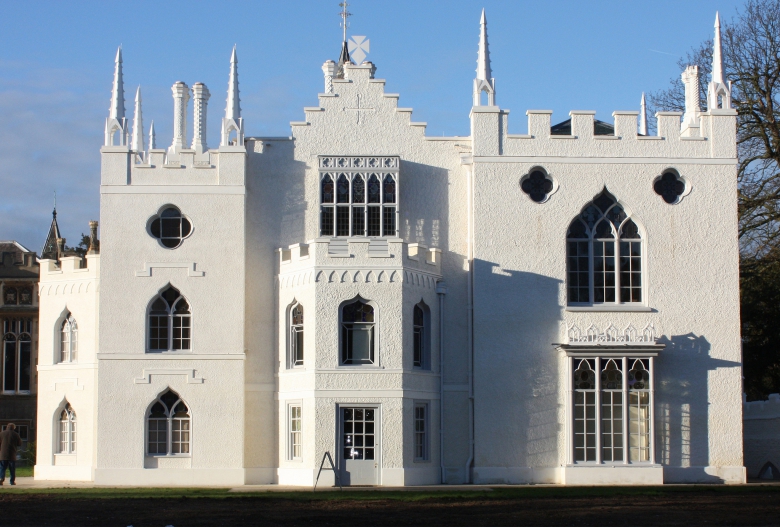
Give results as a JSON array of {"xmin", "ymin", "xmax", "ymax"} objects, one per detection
[
  {"xmin": 13, "ymin": 465, "xmax": 32, "ymax": 477},
  {"xmin": 2, "ymin": 485, "xmax": 779, "ymax": 501}
]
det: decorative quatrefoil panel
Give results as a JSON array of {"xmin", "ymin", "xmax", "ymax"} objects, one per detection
[
  {"xmin": 520, "ymin": 168, "xmax": 557, "ymax": 203},
  {"xmin": 653, "ymin": 170, "xmax": 689, "ymax": 204},
  {"xmin": 148, "ymin": 206, "xmax": 192, "ymax": 249}
]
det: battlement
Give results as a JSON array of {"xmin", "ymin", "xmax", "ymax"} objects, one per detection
[
  {"xmin": 39, "ymin": 254, "xmax": 100, "ymax": 285},
  {"xmin": 744, "ymin": 393, "xmax": 780, "ymax": 420}
]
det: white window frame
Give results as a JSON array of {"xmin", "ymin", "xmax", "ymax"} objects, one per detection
[
  {"xmin": 60, "ymin": 313, "xmax": 78, "ymax": 363},
  {"xmin": 2, "ymin": 318, "xmax": 33, "ymax": 395},
  {"xmin": 318, "ymin": 156, "xmax": 400, "ymax": 239},
  {"xmin": 146, "ymin": 391, "xmax": 191, "ymax": 457},
  {"xmin": 339, "ymin": 297, "xmax": 380, "ymax": 367},
  {"xmin": 288, "ymin": 403, "xmax": 302, "ymax": 461},
  {"xmin": 288, "ymin": 302, "xmax": 304, "ymax": 368},
  {"xmin": 413, "ymin": 402, "xmax": 429, "ymax": 462},
  {"xmin": 147, "ymin": 286, "xmax": 192, "ymax": 353},
  {"xmin": 566, "ymin": 191, "xmax": 646, "ymax": 309},
  {"xmin": 566, "ymin": 353, "xmax": 656, "ymax": 466},
  {"xmin": 58, "ymin": 404, "xmax": 77, "ymax": 454}
]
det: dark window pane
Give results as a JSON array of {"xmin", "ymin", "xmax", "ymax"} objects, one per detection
[
  {"xmin": 18, "ymin": 340, "xmax": 30, "ymax": 391},
  {"xmin": 321, "ymin": 174, "xmax": 334, "ymax": 203},
  {"xmin": 352, "ymin": 207, "xmax": 365, "ymax": 236},
  {"xmin": 4, "ymin": 341, "xmax": 16, "ymax": 391},
  {"xmin": 336, "ymin": 207, "xmax": 350, "ymax": 236},
  {"xmin": 367, "ymin": 207, "xmax": 380, "ymax": 236},
  {"xmin": 321, "ymin": 207, "xmax": 334, "ymax": 236},
  {"xmin": 368, "ymin": 175, "xmax": 381, "ymax": 203},
  {"xmin": 383, "ymin": 206, "xmax": 395, "ymax": 236},
  {"xmin": 352, "ymin": 175, "xmax": 365, "ymax": 203},
  {"xmin": 336, "ymin": 174, "xmax": 349, "ymax": 203},
  {"xmin": 382, "ymin": 175, "xmax": 396, "ymax": 203}
]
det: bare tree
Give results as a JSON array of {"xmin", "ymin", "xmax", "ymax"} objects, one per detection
[{"xmin": 650, "ymin": 0, "xmax": 780, "ymax": 257}]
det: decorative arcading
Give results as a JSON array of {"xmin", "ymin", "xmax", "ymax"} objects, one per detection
[{"xmin": 565, "ymin": 323, "xmax": 658, "ymax": 345}]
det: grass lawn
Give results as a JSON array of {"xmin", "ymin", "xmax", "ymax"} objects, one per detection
[{"xmin": 12, "ymin": 465, "xmax": 32, "ymax": 478}]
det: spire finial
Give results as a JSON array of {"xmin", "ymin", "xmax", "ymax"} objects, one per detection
[
  {"xmin": 149, "ymin": 120, "xmax": 156, "ymax": 150},
  {"xmin": 131, "ymin": 86, "xmax": 145, "ymax": 156},
  {"xmin": 712, "ymin": 11, "xmax": 724, "ymax": 85},
  {"xmin": 477, "ymin": 8, "xmax": 491, "ymax": 81},
  {"xmin": 339, "ymin": 1, "xmax": 351, "ymax": 43},
  {"xmin": 225, "ymin": 46, "xmax": 241, "ymax": 121},
  {"xmin": 473, "ymin": 9, "xmax": 495, "ymax": 106},
  {"xmin": 109, "ymin": 46, "xmax": 125, "ymax": 120},
  {"xmin": 640, "ymin": 92, "xmax": 648, "ymax": 136},
  {"xmin": 53, "ymin": 191, "xmax": 57, "ymax": 216}
]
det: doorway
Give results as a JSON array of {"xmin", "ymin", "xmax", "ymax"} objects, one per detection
[{"xmin": 339, "ymin": 406, "xmax": 379, "ymax": 485}]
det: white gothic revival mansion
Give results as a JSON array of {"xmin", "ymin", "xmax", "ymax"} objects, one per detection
[{"xmin": 34, "ymin": 11, "xmax": 745, "ymax": 486}]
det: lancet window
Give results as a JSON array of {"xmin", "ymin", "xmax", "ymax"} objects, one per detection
[
  {"xmin": 58, "ymin": 404, "xmax": 77, "ymax": 454},
  {"xmin": 570, "ymin": 356, "xmax": 654, "ymax": 464},
  {"xmin": 341, "ymin": 299, "xmax": 376, "ymax": 365},
  {"xmin": 147, "ymin": 389, "xmax": 190, "ymax": 456},
  {"xmin": 2, "ymin": 318, "xmax": 32, "ymax": 394},
  {"xmin": 289, "ymin": 303, "xmax": 304, "ymax": 367},
  {"xmin": 148, "ymin": 286, "xmax": 191, "ymax": 352},
  {"xmin": 567, "ymin": 190, "xmax": 643, "ymax": 305},
  {"xmin": 413, "ymin": 302, "xmax": 430, "ymax": 369},
  {"xmin": 60, "ymin": 314, "xmax": 78, "ymax": 363},
  {"xmin": 319, "ymin": 156, "xmax": 399, "ymax": 238}
]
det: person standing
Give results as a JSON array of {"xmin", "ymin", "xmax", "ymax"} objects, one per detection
[{"xmin": 0, "ymin": 423, "xmax": 22, "ymax": 486}]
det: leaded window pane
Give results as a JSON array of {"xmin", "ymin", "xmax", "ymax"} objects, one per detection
[
  {"xmin": 321, "ymin": 207, "xmax": 334, "ymax": 236},
  {"xmin": 352, "ymin": 206, "xmax": 365, "ymax": 235},
  {"xmin": 336, "ymin": 206, "xmax": 350, "ymax": 236},
  {"xmin": 383, "ymin": 206, "xmax": 396, "ymax": 236},
  {"xmin": 367, "ymin": 207, "xmax": 381, "ymax": 236}
]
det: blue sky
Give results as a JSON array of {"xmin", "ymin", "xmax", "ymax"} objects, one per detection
[{"xmin": 0, "ymin": 0, "xmax": 744, "ymax": 251}]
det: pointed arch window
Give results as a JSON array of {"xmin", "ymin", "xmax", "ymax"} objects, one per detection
[
  {"xmin": 58, "ymin": 404, "xmax": 77, "ymax": 454},
  {"xmin": 567, "ymin": 190, "xmax": 643, "ymax": 306},
  {"xmin": 341, "ymin": 299, "xmax": 375, "ymax": 365},
  {"xmin": 319, "ymin": 156, "xmax": 399, "ymax": 238},
  {"xmin": 148, "ymin": 286, "xmax": 191, "ymax": 352},
  {"xmin": 290, "ymin": 303, "xmax": 304, "ymax": 367},
  {"xmin": 2, "ymin": 319, "xmax": 32, "ymax": 394},
  {"xmin": 60, "ymin": 314, "xmax": 78, "ymax": 363},
  {"xmin": 413, "ymin": 302, "xmax": 431, "ymax": 369},
  {"xmin": 147, "ymin": 389, "xmax": 190, "ymax": 456}
]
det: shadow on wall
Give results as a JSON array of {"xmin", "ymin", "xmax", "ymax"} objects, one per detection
[
  {"xmin": 656, "ymin": 333, "xmax": 740, "ymax": 483},
  {"xmin": 472, "ymin": 259, "xmax": 563, "ymax": 474},
  {"xmin": 399, "ymin": 160, "xmax": 451, "ymax": 251}
]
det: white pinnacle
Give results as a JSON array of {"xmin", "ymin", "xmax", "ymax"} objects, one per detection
[
  {"xmin": 225, "ymin": 45, "xmax": 241, "ymax": 121},
  {"xmin": 640, "ymin": 92, "xmax": 648, "ymax": 136},
  {"xmin": 149, "ymin": 120, "xmax": 156, "ymax": 150},
  {"xmin": 712, "ymin": 12, "xmax": 724, "ymax": 85},
  {"xmin": 131, "ymin": 86, "xmax": 144, "ymax": 153},
  {"xmin": 476, "ymin": 9, "xmax": 492, "ymax": 82},
  {"xmin": 109, "ymin": 46, "xmax": 125, "ymax": 120}
]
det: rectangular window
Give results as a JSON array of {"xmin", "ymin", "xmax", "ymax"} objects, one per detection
[
  {"xmin": 342, "ymin": 326, "xmax": 374, "ymax": 365},
  {"xmin": 147, "ymin": 419, "xmax": 167, "ymax": 454},
  {"xmin": 414, "ymin": 404, "xmax": 428, "ymax": 461},
  {"xmin": 367, "ymin": 206, "xmax": 381, "ymax": 237},
  {"xmin": 571, "ymin": 356, "xmax": 653, "ymax": 465},
  {"xmin": 172, "ymin": 418, "xmax": 190, "ymax": 454},
  {"xmin": 172, "ymin": 316, "xmax": 190, "ymax": 351},
  {"xmin": 382, "ymin": 206, "xmax": 396, "ymax": 237},
  {"xmin": 619, "ymin": 241, "xmax": 642, "ymax": 303},
  {"xmin": 289, "ymin": 405, "xmax": 302, "ymax": 460},
  {"xmin": 149, "ymin": 315, "xmax": 169, "ymax": 351},
  {"xmin": 352, "ymin": 206, "xmax": 365, "ymax": 236},
  {"xmin": 320, "ymin": 207, "xmax": 334, "ymax": 237},
  {"xmin": 567, "ymin": 241, "xmax": 590, "ymax": 303},
  {"xmin": 18, "ymin": 339, "xmax": 30, "ymax": 392},
  {"xmin": 59, "ymin": 420, "xmax": 69, "ymax": 454},
  {"xmin": 336, "ymin": 206, "xmax": 350, "ymax": 236}
]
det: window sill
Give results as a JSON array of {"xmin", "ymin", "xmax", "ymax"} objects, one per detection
[
  {"xmin": 146, "ymin": 350, "xmax": 193, "ymax": 354},
  {"xmin": 145, "ymin": 454, "xmax": 192, "ymax": 458},
  {"xmin": 566, "ymin": 304, "xmax": 653, "ymax": 312}
]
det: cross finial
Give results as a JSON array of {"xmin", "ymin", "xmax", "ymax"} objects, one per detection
[
  {"xmin": 339, "ymin": 1, "xmax": 351, "ymax": 43},
  {"xmin": 53, "ymin": 191, "xmax": 57, "ymax": 215}
]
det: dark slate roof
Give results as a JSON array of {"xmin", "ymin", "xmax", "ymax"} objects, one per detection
[
  {"xmin": 551, "ymin": 118, "xmax": 615, "ymax": 136},
  {"xmin": 0, "ymin": 241, "xmax": 38, "ymax": 279},
  {"xmin": 41, "ymin": 208, "xmax": 61, "ymax": 261}
]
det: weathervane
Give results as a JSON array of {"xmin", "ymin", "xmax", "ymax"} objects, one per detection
[{"xmin": 339, "ymin": 1, "xmax": 351, "ymax": 42}]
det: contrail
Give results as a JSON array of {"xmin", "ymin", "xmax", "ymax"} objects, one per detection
[{"xmin": 649, "ymin": 49, "xmax": 676, "ymax": 56}]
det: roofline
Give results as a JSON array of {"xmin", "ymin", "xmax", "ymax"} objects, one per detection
[{"xmin": 0, "ymin": 241, "xmax": 34, "ymax": 253}]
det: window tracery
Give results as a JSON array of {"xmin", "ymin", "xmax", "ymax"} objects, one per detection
[
  {"xmin": 58, "ymin": 404, "xmax": 76, "ymax": 454},
  {"xmin": 290, "ymin": 303, "xmax": 304, "ymax": 367},
  {"xmin": 148, "ymin": 286, "xmax": 190, "ymax": 352},
  {"xmin": 147, "ymin": 389, "xmax": 190, "ymax": 456},
  {"xmin": 60, "ymin": 314, "xmax": 78, "ymax": 363},
  {"xmin": 567, "ymin": 190, "xmax": 643, "ymax": 305},
  {"xmin": 149, "ymin": 207, "xmax": 192, "ymax": 249},
  {"xmin": 319, "ymin": 156, "xmax": 399, "ymax": 238}
]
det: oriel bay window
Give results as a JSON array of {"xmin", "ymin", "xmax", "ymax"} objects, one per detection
[
  {"xmin": 566, "ymin": 353, "xmax": 657, "ymax": 465},
  {"xmin": 319, "ymin": 156, "xmax": 399, "ymax": 238}
]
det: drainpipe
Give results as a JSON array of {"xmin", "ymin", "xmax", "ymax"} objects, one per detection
[
  {"xmin": 436, "ymin": 280, "xmax": 448, "ymax": 484},
  {"xmin": 465, "ymin": 161, "xmax": 475, "ymax": 484}
]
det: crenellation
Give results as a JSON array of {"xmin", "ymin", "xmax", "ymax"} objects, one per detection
[
  {"xmin": 569, "ymin": 111, "xmax": 597, "ymax": 138},
  {"xmin": 612, "ymin": 111, "xmax": 639, "ymax": 139}
]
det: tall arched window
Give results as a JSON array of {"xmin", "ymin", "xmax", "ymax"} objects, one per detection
[
  {"xmin": 566, "ymin": 190, "xmax": 643, "ymax": 305},
  {"xmin": 60, "ymin": 314, "xmax": 78, "ymax": 363},
  {"xmin": 58, "ymin": 404, "xmax": 76, "ymax": 454},
  {"xmin": 413, "ymin": 301, "xmax": 430, "ymax": 369},
  {"xmin": 341, "ymin": 300, "xmax": 375, "ymax": 365},
  {"xmin": 290, "ymin": 303, "xmax": 304, "ymax": 367},
  {"xmin": 2, "ymin": 319, "xmax": 32, "ymax": 394},
  {"xmin": 147, "ymin": 389, "xmax": 190, "ymax": 456},
  {"xmin": 148, "ymin": 286, "xmax": 191, "ymax": 352}
]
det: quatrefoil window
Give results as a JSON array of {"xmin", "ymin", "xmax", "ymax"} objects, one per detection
[
  {"xmin": 653, "ymin": 171, "xmax": 687, "ymax": 204},
  {"xmin": 149, "ymin": 206, "xmax": 192, "ymax": 249},
  {"xmin": 520, "ymin": 169, "xmax": 555, "ymax": 203}
]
